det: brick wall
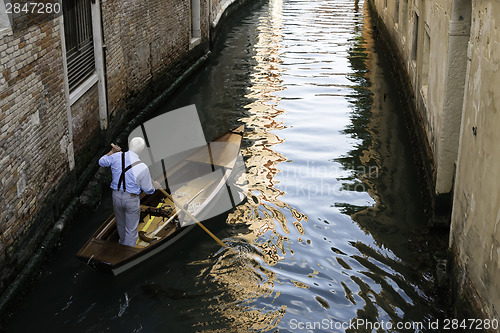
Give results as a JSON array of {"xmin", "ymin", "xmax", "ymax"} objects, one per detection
[
  {"xmin": 101, "ymin": 0, "xmax": 210, "ymax": 135},
  {"xmin": 0, "ymin": 10, "xmax": 72, "ymax": 292},
  {"xmin": 70, "ymin": 84, "xmax": 100, "ymax": 175}
]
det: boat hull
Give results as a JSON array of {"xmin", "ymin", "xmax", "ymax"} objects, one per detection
[{"xmin": 110, "ymin": 224, "xmax": 195, "ymax": 275}]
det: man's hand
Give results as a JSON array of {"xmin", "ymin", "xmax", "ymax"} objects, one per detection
[
  {"xmin": 106, "ymin": 143, "xmax": 122, "ymax": 156},
  {"xmin": 111, "ymin": 143, "xmax": 121, "ymax": 153},
  {"xmin": 153, "ymin": 180, "xmax": 161, "ymax": 189}
]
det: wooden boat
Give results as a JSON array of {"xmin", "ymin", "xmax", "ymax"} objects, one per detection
[{"xmin": 76, "ymin": 125, "xmax": 245, "ymax": 275}]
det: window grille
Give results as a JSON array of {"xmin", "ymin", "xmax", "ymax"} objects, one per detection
[{"xmin": 63, "ymin": 0, "xmax": 95, "ymax": 92}]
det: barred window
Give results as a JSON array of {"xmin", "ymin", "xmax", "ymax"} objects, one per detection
[{"xmin": 63, "ymin": 0, "xmax": 95, "ymax": 92}]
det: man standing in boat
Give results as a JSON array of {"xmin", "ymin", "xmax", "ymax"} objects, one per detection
[{"xmin": 99, "ymin": 137, "xmax": 160, "ymax": 247}]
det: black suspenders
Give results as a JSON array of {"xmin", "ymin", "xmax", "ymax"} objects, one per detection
[{"xmin": 117, "ymin": 152, "xmax": 142, "ymax": 192}]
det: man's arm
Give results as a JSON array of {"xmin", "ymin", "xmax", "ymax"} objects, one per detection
[
  {"xmin": 99, "ymin": 143, "xmax": 122, "ymax": 167},
  {"xmin": 137, "ymin": 167, "xmax": 160, "ymax": 195},
  {"xmin": 107, "ymin": 143, "xmax": 121, "ymax": 156}
]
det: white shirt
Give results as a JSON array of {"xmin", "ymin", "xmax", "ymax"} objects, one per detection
[{"xmin": 98, "ymin": 151, "xmax": 155, "ymax": 195}]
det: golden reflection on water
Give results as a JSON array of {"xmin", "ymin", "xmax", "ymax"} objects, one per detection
[
  {"xmin": 193, "ymin": 0, "xmax": 303, "ymax": 330},
  {"xmin": 226, "ymin": 0, "xmax": 307, "ymax": 259},
  {"xmin": 191, "ymin": 249, "xmax": 286, "ymax": 332}
]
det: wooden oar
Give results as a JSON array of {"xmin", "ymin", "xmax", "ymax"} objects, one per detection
[{"xmin": 158, "ymin": 188, "xmax": 227, "ymax": 248}]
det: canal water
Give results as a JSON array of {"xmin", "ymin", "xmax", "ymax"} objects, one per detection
[{"xmin": 4, "ymin": 0, "xmax": 452, "ymax": 332}]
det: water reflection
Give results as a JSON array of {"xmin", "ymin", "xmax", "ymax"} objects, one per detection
[
  {"xmin": 217, "ymin": 0, "xmax": 445, "ymax": 331},
  {"xmin": 228, "ymin": 0, "xmax": 308, "ymax": 258},
  {"xmin": 191, "ymin": 0, "xmax": 302, "ymax": 328}
]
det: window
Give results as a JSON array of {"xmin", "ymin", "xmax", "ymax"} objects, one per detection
[
  {"xmin": 63, "ymin": 0, "xmax": 95, "ymax": 92},
  {"xmin": 421, "ymin": 30, "xmax": 430, "ymax": 100},
  {"xmin": 190, "ymin": 0, "xmax": 200, "ymax": 40},
  {"xmin": 402, "ymin": 0, "xmax": 408, "ymax": 32},
  {"xmin": 395, "ymin": 0, "xmax": 400, "ymax": 24},
  {"xmin": 412, "ymin": 13, "xmax": 419, "ymax": 60}
]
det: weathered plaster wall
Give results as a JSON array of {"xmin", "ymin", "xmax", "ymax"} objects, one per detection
[
  {"xmin": 450, "ymin": 0, "xmax": 500, "ymax": 321},
  {"xmin": 371, "ymin": 0, "xmax": 469, "ymax": 198},
  {"xmin": 372, "ymin": 0, "xmax": 500, "ymax": 322}
]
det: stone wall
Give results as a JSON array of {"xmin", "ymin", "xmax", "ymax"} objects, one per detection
[
  {"xmin": 370, "ymin": 0, "xmax": 500, "ymax": 323},
  {"xmin": 369, "ymin": 0, "xmax": 470, "ymax": 202},
  {"xmin": 450, "ymin": 0, "xmax": 500, "ymax": 322}
]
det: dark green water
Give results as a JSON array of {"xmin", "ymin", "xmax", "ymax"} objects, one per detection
[{"xmin": 3, "ymin": 0, "xmax": 451, "ymax": 332}]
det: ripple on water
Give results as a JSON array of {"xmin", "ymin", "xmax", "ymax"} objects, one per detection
[{"xmin": 202, "ymin": 0, "xmax": 443, "ymax": 331}]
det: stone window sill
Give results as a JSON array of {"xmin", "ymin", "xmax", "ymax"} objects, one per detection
[
  {"xmin": 0, "ymin": 27, "xmax": 12, "ymax": 38},
  {"xmin": 69, "ymin": 72, "xmax": 98, "ymax": 106},
  {"xmin": 189, "ymin": 37, "xmax": 201, "ymax": 50}
]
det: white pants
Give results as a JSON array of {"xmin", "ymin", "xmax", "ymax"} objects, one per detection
[{"xmin": 112, "ymin": 190, "xmax": 141, "ymax": 247}]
